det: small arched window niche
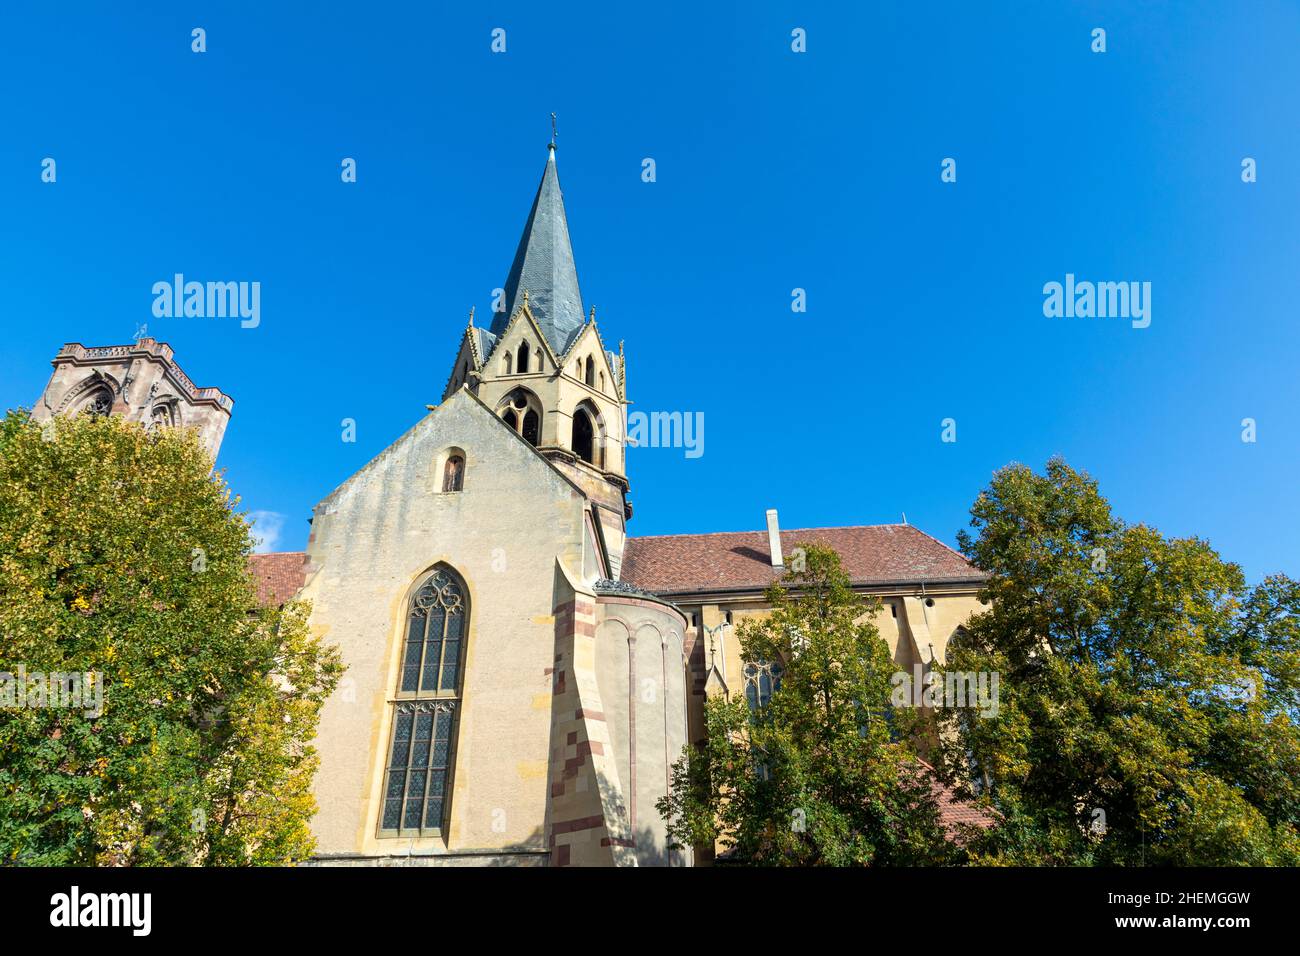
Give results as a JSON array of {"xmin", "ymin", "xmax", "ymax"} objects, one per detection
[
  {"xmin": 498, "ymin": 388, "xmax": 541, "ymax": 446},
  {"xmin": 584, "ymin": 356, "xmax": 595, "ymax": 387},
  {"xmin": 517, "ymin": 341, "xmax": 531, "ymax": 374},
  {"xmin": 442, "ymin": 453, "xmax": 465, "ymax": 492},
  {"xmin": 379, "ymin": 564, "xmax": 469, "ymax": 838}
]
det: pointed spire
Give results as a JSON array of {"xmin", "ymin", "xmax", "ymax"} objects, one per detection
[{"xmin": 493, "ymin": 140, "xmax": 585, "ymax": 354}]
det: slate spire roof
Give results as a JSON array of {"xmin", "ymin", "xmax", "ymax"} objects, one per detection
[{"xmin": 492, "ymin": 144, "xmax": 586, "ymax": 354}]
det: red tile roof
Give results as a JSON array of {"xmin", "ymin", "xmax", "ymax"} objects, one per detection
[
  {"xmin": 247, "ymin": 552, "xmax": 309, "ymax": 607},
  {"xmin": 916, "ymin": 759, "xmax": 998, "ymax": 839},
  {"xmin": 621, "ymin": 524, "xmax": 984, "ymax": 596}
]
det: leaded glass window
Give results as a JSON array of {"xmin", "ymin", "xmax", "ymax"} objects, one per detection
[
  {"xmin": 744, "ymin": 659, "xmax": 783, "ymax": 781},
  {"xmin": 381, "ymin": 700, "xmax": 457, "ymax": 834},
  {"xmin": 381, "ymin": 566, "xmax": 467, "ymax": 837},
  {"xmin": 743, "ymin": 660, "xmax": 783, "ymax": 712}
]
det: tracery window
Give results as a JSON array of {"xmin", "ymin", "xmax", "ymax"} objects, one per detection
[
  {"xmin": 743, "ymin": 660, "xmax": 783, "ymax": 712},
  {"xmin": 380, "ymin": 566, "xmax": 467, "ymax": 837},
  {"xmin": 81, "ymin": 389, "xmax": 113, "ymax": 418},
  {"xmin": 745, "ymin": 659, "xmax": 783, "ymax": 780},
  {"xmin": 499, "ymin": 388, "xmax": 541, "ymax": 447}
]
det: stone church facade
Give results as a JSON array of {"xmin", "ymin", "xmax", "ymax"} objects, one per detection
[{"xmin": 36, "ymin": 144, "xmax": 988, "ymax": 867}]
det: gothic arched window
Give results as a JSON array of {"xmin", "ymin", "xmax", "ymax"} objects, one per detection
[
  {"xmin": 498, "ymin": 388, "xmax": 542, "ymax": 447},
  {"xmin": 147, "ymin": 402, "xmax": 178, "ymax": 433},
  {"xmin": 743, "ymin": 660, "xmax": 783, "ymax": 712},
  {"xmin": 518, "ymin": 341, "xmax": 530, "ymax": 374},
  {"xmin": 573, "ymin": 408, "xmax": 595, "ymax": 464},
  {"xmin": 522, "ymin": 409, "xmax": 540, "ymax": 446},
  {"xmin": 442, "ymin": 455, "xmax": 465, "ymax": 492},
  {"xmin": 80, "ymin": 389, "xmax": 113, "ymax": 419},
  {"xmin": 380, "ymin": 565, "xmax": 468, "ymax": 837},
  {"xmin": 584, "ymin": 356, "xmax": 595, "ymax": 387},
  {"xmin": 503, "ymin": 352, "xmax": 512, "ymax": 375}
]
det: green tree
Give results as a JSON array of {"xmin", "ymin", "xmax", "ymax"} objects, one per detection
[
  {"xmin": 0, "ymin": 410, "xmax": 343, "ymax": 865},
  {"xmin": 936, "ymin": 457, "xmax": 1300, "ymax": 865},
  {"xmin": 657, "ymin": 545, "xmax": 956, "ymax": 865}
]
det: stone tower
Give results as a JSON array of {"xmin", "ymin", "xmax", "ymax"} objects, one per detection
[
  {"xmin": 441, "ymin": 142, "xmax": 632, "ymax": 573},
  {"xmin": 31, "ymin": 338, "xmax": 233, "ymax": 458}
]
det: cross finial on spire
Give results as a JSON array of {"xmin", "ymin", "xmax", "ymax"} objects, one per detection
[{"xmin": 550, "ymin": 112, "xmax": 557, "ymax": 148}]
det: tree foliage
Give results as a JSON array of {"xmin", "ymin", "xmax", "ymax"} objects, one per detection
[
  {"xmin": 657, "ymin": 545, "xmax": 956, "ymax": 865},
  {"xmin": 0, "ymin": 410, "xmax": 342, "ymax": 865},
  {"xmin": 936, "ymin": 457, "xmax": 1300, "ymax": 865}
]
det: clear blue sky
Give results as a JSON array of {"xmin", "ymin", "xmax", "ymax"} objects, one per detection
[{"xmin": 2, "ymin": 2, "xmax": 1296, "ymax": 582}]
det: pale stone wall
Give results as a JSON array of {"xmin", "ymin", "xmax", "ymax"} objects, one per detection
[
  {"xmin": 679, "ymin": 589, "xmax": 987, "ymax": 745},
  {"xmin": 464, "ymin": 305, "xmax": 631, "ymax": 570},
  {"xmin": 32, "ymin": 339, "xmax": 232, "ymax": 458},
  {"xmin": 541, "ymin": 583, "xmax": 691, "ymax": 867},
  {"xmin": 592, "ymin": 593, "xmax": 691, "ymax": 866},
  {"xmin": 302, "ymin": 389, "xmax": 590, "ymax": 863}
]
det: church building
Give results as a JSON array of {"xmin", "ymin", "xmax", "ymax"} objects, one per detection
[{"xmin": 35, "ymin": 142, "xmax": 988, "ymax": 867}]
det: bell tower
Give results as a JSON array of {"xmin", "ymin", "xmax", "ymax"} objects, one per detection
[
  {"xmin": 441, "ymin": 141, "xmax": 632, "ymax": 568},
  {"xmin": 32, "ymin": 338, "xmax": 233, "ymax": 459}
]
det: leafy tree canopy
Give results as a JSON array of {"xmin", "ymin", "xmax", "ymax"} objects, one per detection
[
  {"xmin": 0, "ymin": 410, "xmax": 342, "ymax": 865},
  {"xmin": 658, "ymin": 545, "xmax": 956, "ymax": 865},
  {"xmin": 937, "ymin": 457, "xmax": 1300, "ymax": 865}
]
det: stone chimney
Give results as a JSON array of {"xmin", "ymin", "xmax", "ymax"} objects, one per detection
[{"xmin": 765, "ymin": 509, "xmax": 783, "ymax": 568}]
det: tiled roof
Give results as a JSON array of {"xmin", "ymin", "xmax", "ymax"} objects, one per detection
[
  {"xmin": 247, "ymin": 551, "xmax": 309, "ymax": 607},
  {"xmin": 621, "ymin": 524, "xmax": 985, "ymax": 595},
  {"xmin": 474, "ymin": 327, "xmax": 498, "ymax": 363},
  {"xmin": 916, "ymin": 759, "xmax": 998, "ymax": 838},
  {"xmin": 492, "ymin": 148, "xmax": 586, "ymax": 355}
]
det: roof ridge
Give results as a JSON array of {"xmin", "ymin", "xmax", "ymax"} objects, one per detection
[
  {"xmin": 898, "ymin": 523, "xmax": 971, "ymax": 561},
  {"xmin": 627, "ymin": 522, "xmax": 910, "ymax": 541},
  {"xmin": 249, "ymin": 550, "xmax": 307, "ymax": 558}
]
